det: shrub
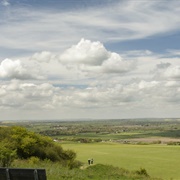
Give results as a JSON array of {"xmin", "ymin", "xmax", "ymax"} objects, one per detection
[
  {"xmin": 94, "ymin": 138, "xmax": 102, "ymax": 142},
  {"xmin": 68, "ymin": 160, "xmax": 83, "ymax": 169},
  {"xmin": 135, "ymin": 168, "xmax": 149, "ymax": 177},
  {"xmin": 167, "ymin": 141, "xmax": 180, "ymax": 145},
  {"xmin": 0, "ymin": 126, "xmax": 78, "ymax": 167},
  {"xmin": 0, "ymin": 142, "xmax": 17, "ymax": 167},
  {"xmin": 152, "ymin": 140, "xmax": 161, "ymax": 144},
  {"xmin": 28, "ymin": 156, "xmax": 40, "ymax": 165}
]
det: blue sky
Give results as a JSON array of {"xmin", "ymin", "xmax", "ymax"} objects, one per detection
[{"xmin": 0, "ymin": 0, "xmax": 180, "ymax": 120}]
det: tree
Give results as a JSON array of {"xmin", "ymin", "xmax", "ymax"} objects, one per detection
[
  {"xmin": 0, "ymin": 142, "xmax": 16, "ymax": 167},
  {"xmin": 0, "ymin": 126, "xmax": 80, "ymax": 168}
]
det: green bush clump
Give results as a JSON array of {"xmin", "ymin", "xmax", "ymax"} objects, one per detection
[
  {"xmin": 0, "ymin": 142, "xmax": 17, "ymax": 167},
  {"xmin": 0, "ymin": 126, "xmax": 79, "ymax": 168},
  {"xmin": 167, "ymin": 141, "xmax": 180, "ymax": 145},
  {"xmin": 135, "ymin": 168, "xmax": 149, "ymax": 177}
]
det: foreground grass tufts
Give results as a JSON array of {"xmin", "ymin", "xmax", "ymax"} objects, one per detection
[{"xmin": 11, "ymin": 160, "xmax": 161, "ymax": 180}]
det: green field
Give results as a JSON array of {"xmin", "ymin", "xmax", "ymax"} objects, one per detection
[{"xmin": 62, "ymin": 142, "xmax": 180, "ymax": 180}]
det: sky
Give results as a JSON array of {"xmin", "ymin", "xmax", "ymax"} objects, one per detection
[{"xmin": 0, "ymin": 0, "xmax": 180, "ymax": 120}]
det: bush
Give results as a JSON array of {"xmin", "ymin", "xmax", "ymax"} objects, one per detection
[
  {"xmin": 68, "ymin": 160, "xmax": 83, "ymax": 169},
  {"xmin": 94, "ymin": 138, "xmax": 102, "ymax": 142},
  {"xmin": 135, "ymin": 168, "xmax": 149, "ymax": 177},
  {"xmin": 167, "ymin": 141, "xmax": 180, "ymax": 145},
  {"xmin": 0, "ymin": 126, "xmax": 78, "ymax": 168},
  {"xmin": 0, "ymin": 142, "xmax": 17, "ymax": 167},
  {"xmin": 28, "ymin": 156, "xmax": 40, "ymax": 165},
  {"xmin": 152, "ymin": 140, "xmax": 161, "ymax": 144}
]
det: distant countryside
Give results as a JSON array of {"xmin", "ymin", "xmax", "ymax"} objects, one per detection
[{"xmin": 1, "ymin": 118, "xmax": 180, "ymax": 180}]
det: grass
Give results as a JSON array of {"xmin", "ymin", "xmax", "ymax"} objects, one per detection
[
  {"xmin": 11, "ymin": 159, "xmax": 155, "ymax": 180},
  {"xmin": 62, "ymin": 142, "xmax": 180, "ymax": 180}
]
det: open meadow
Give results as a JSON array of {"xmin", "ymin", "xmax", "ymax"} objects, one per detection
[{"xmin": 62, "ymin": 142, "xmax": 180, "ymax": 180}]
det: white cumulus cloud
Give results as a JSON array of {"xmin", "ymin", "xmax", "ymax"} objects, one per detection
[
  {"xmin": 102, "ymin": 53, "xmax": 135, "ymax": 73},
  {"xmin": 59, "ymin": 39, "xmax": 135, "ymax": 74},
  {"xmin": 30, "ymin": 51, "xmax": 56, "ymax": 63},
  {"xmin": 163, "ymin": 66, "xmax": 180, "ymax": 80},
  {"xmin": 0, "ymin": 58, "xmax": 44, "ymax": 80},
  {"xmin": 0, "ymin": 59, "xmax": 31, "ymax": 79},
  {"xmin": 59, "ymin": 38, "xmax": 110, "ymax": 66}
]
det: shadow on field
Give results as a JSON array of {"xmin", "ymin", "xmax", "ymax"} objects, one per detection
[
  {"xmin": 151, "ymin": 130, "xmax": 180, "ymax": 138},
  {"xmin": 118, "ymin": 129, "xmax": 180, "ymax": 139}
]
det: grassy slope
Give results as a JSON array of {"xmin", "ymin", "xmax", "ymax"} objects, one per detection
[
  {"xmin": 62, "ymin": 142, "xmax": 180, "ymax": 180},
  {"xmin": 12, "ymin": 160, "xmax": 154, "ymax": 180}
]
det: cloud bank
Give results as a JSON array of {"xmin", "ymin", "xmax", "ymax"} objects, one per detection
[
  {"xmin": 0, "ymin": 38, "xmax": 180, "ymax": 119},
  {"xmin": 0, "ymin": 0, "xmax": 180, "ymax": 120}
]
